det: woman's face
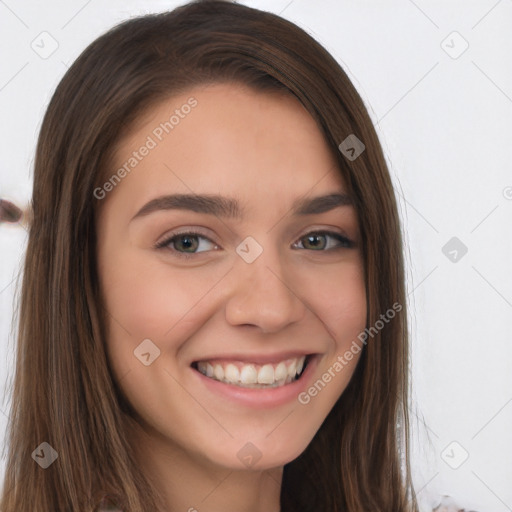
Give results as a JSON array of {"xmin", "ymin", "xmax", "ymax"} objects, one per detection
[{"xmin": 96, "ymin": 82, "xmax": 366, "ymax": 472}]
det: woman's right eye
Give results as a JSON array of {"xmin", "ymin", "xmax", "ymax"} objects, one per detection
[{"xmin": 155, "ymin": 231, "xmax": 219, "ymax": 259}]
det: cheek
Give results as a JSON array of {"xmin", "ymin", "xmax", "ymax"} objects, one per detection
[
  {"xmin": 300, "ymin": 258, "xmax": 367, "ymax": 342},
  {"xmin": 294, "ymin": 260, "xmax": 366, "ymax": 401},
  {"xmin": 99, "ymin": 248, "xmax": 230, "ymax": 371}
]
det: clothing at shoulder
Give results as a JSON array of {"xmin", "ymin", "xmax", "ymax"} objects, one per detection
[{"xmin": 420, "ymin": 494, "xmax": 482, "ymax": 512}]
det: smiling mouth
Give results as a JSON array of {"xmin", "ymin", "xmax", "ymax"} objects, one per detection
[{"xmin": 192, "ymin": 355, "xmax": 311, "ymax": 388}]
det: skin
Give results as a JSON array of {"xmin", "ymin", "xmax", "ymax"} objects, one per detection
[{"xmin": 96, "ymin": 82, "xmax": 367, "ymax": 512}]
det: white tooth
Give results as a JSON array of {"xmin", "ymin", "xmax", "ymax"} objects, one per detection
[
  {"xmin": 240, "ymin": 364, "xmax": 258, "ymax": 384},
  {"xmin": 287, "ymin": 360, "xmax": 297, "ymax": 378},
  {"xmin": 296, "ymin": 356, "xmax": 306, "ymax": 375},
  {"xmin": 213, "ymin": 364, "xmax": 224, "ymax": 381},
  {"xmin": 257, "ymin": 364, "xmax": 274, "ymax": 384},
  {"xmin": 197, "ymin": 361, "xmax": 207, "ymax": 375},
  {"xmin": 206, "ymin": 362, "xmax": 214, "ymax": 378},
  {"xmin": 224, "ymin": 363, "xmax": 240, "ymax": 382},
  {"xmin": 274, "ymin": 362, "xmax": 288, "ymax": 381}
]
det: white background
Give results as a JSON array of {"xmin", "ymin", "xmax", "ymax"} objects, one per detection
[{"xmin": 0, "ymin": 1, "xmax": 511, "ymax": 510}]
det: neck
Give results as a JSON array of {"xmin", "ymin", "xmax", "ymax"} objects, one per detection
[{"xmin": 128, "ymin": 419, "xmax": 283, "ymax": 512}]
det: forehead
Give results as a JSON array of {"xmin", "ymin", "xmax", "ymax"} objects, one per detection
[{"xmin": 103, "ymin": 82, "xmax": 347, "ymax": 218}]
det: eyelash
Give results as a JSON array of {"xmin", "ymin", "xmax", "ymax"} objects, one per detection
[{"xmin": 154, "ymin": 229, "xmax": 355, "ymax": 260}]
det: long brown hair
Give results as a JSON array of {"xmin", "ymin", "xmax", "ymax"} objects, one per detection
[{"xmin": 0, "ymin": 1, "xmax": 418, "ymax": 510}]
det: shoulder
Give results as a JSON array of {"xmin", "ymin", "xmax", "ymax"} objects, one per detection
[{"xmin": 419, "ymin": 495, "xmax": 483, "ymax": 512}]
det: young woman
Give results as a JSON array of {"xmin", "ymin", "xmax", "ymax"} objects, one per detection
[{"xmin": 0, "ymin": 1, "xmax": 419, "ymax": 510}]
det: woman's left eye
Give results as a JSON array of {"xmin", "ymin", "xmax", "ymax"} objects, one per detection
[
  {"xmin": 156, "ymin": 229, "xmax": 354, "ymax": 259},
  {"xmin": 293, "ymin": 231, "xmax": 354, "ymax": 251}
]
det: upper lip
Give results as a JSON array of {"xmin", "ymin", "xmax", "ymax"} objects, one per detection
[{"xmin": 192, "ymin": 351, "xmax": 314, "ymax": 366}]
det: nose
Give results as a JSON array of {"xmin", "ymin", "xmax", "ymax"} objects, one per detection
[{"xmin": 224, "ymin": 245, "xmax": 307, "ymax": 333}]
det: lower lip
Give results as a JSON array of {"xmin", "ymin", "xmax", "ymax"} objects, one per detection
[{"xmin": 191, "ymin": 355, "xmax": 319, "ymax": 409}]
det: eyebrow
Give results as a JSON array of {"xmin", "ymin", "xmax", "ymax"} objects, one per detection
[{"xmin": 130, "ymin": 192, "xmax": 353, "ymax": 221}]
